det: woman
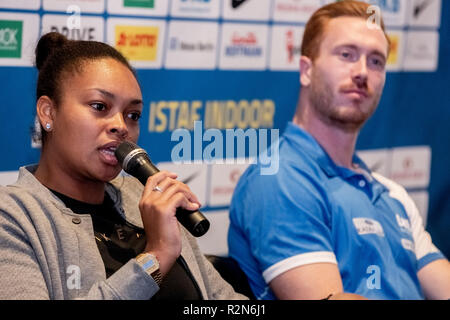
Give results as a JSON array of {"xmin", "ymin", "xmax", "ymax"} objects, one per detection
[{"xmin": 0, "ymin": 32, "xmax": 246, "ymax": 300}]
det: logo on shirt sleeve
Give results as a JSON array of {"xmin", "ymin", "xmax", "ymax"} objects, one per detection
[
  {"xmin": 401, "ymin": 238, "xmax": 415, "ymax": 253},
  {"xmin": 352, "ymin": 218, "xmax": 385, "ymax": 237},
  {"xmin": 396, "ymin": 214, "xmax": 412, "ymax": 234}
]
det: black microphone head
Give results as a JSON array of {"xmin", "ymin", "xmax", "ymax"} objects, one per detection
[
  {"xmin": 115, "ymin": 141, "xmax": 138, "ymax": 164},
  {"xmin": 115, "ymin": 141, "xmax": 147, "ymax": 171}
]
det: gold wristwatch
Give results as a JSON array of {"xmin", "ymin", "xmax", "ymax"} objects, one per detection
[{"xmin": 136, "ymin": 253, "xmax": 163, "ymax": 286}]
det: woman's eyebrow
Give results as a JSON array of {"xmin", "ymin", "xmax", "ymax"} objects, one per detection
[{"xmin": 90, "ymin": 88, "xmax": 143, "ymax": 105}]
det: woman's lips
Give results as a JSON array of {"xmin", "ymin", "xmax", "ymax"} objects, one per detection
[{"xmin": 98, "ymin": 145, "xmax": 118, "ymax": 166}]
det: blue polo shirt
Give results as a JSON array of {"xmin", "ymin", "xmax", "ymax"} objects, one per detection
[{"xmin": 228, "ymin": 122, "xmax": 444, "ymax": 300}]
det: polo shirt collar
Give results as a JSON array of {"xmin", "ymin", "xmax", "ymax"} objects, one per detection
[{"xmin": 283, "ymin": 122, "xmax": 369, "ymax": 178}]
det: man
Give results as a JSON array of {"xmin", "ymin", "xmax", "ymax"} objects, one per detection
[{"xmin": 228, "ymin": 1, "xmax": 450, "ymax": 300}]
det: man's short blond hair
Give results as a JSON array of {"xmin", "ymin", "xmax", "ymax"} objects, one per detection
[{"xmin": 301, "ymin": 0, "xmax": 391, "ymax": 61}]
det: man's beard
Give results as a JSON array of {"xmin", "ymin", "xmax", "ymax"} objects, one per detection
[{"xmin": 309, "ymin": 70, "xmax": 381, "ymax": 132}]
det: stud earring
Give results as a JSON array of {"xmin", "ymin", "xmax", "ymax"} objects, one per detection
[{"xmin": 45, "ymin": 123, "xmax": 51, "ymax": 130}]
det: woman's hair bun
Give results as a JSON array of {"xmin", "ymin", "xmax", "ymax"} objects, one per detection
[{"xmin": 35, "ymin": 32, "xmax": 69, "ymax": 71}]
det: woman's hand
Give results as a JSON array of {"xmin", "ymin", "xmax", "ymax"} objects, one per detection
[{"xmin": 138, "ymin": 171, "xmax": 201, "ymax": 276}]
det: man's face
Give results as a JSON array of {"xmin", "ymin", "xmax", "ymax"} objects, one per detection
[{"xmin": 308, "ymin": 16, "xmax": 389, "ymax": 131}]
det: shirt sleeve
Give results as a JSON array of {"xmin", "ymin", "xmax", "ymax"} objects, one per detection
[
  {"xmin": 0, "ymin": 200, "xmax": 159, "ymax": 300},
  {"xmin": 372, "ymin": 173, "xmax": 445, "ymax": 271},
  {"xmin": 231, "ymin": 162, "xmax": 337, "ymax": 285}
]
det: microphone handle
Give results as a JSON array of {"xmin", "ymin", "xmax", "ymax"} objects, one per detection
[
  {"xmin": 126, "ymin": 155, "xmax": 210, "ymax": 237},
  {"xmin": 130, "ymin": 156, "xmax": 159, "ymax": 185}
]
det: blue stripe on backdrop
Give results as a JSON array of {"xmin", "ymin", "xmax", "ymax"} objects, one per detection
[{"xmin": 0, "ymin": 67, "xmax": 41, "ymax": 169}]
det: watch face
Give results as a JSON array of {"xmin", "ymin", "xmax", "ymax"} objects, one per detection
[
  {"xmin": 142, "ymin": 258, "xmax": 156, "ymax": 270},
  {"xmin": 137, "ymin": 253, "xmax": 160, "ymax": 273},
  {"xmin": 136, "ymin": 253, "xmax": 163, "ymax": 285}
]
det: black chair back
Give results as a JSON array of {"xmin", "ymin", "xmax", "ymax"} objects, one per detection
[{"xmin": 206, "ymin": 254, "xmax": 255, "ymax": 300}]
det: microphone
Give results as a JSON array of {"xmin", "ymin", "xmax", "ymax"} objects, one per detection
[{"xmin": 115, "ymin": 141, "xmax": 210, "ymax": 237}]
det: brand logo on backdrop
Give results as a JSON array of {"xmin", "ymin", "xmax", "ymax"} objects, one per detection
[
  {"xmin": 42, "ymin": 0, "xmax": 105, "ymax": 14},
  {"xmin": 0, "ymin": 0, "xmax": 40, "ymax": 10},
  {"xmin": 232, "ymin": 0, "xmax": 249, "ymax": 9},
  {"xmin": 404, "ymin": 31, "xmax": 438, "ymax": 71},
  {"xmin": 0, "ymin": 20, "xmax": 22, "ymax": 58},
  {"xmin": 366, "ymin": 0, "xmax": 400, "ymax": 13},
  {"xmin": 275, "ymin": 0, "xmax": 319, "ymax": 14},
  {"xmin": 386, "ymin": 33, "xmax": 400, "ymax": 65},
  {"xmin": 42, "ymin": 14, "xmax": 104, "ymax": 42},
  {"xmin": 180, "ymin": 0, "xmax": 211, "ymax": 3},
  {"xmin": 115, "ymin": 25, "xmax": 159, "ymax": 61},
  {"xmin": 177, "ymin": 0, "xmax": 213, "ymax": 13},
  {"xmin": 124, "ymin": 0, "xmax": 154, "ymax": 8},
  {"xmin": 212, "ymin": 168, "xmax": 243, "ymax": 196},
  {"xmin": 49, "ymin": 26, "xmax": 96, "ymax": 41},
  {"xmin": 391, "ymin": 156, "xmax": 427, "ymax": 182},
  {"xmin": 285, "ymin": 29, "xmax": 301, "ymax": 63},
  {"xmin": 414, "ymin": 0, "xmax": 434, "ymax": 17},
  {"xmin": 169, "ymin": 37, "xmax": 214, "ymax": 52},
  {"xmin": 229, "ymin": 169, "xmax": 241, "ymax": 183},
  {"xmin": 181, "ymin": 171, "xmax": 202, "ymax": 185},
  {"xmin": 225, "ymin": 32, "xmax": 262, "ymax": 57}
]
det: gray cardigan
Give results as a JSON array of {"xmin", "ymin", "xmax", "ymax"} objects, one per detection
[{"xmin": 0, "ymin": 165, "xmax": 246, "ymax": 300}]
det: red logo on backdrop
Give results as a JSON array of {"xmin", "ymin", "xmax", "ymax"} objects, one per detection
[
  {"xmin": 212, "ymin": 169, "xmax": 243, "ymax": 196},
  {"xmin": 403, "ymin": 157, "xmax": 413, "ymax": 169},
  {"xmin": 285, "ymin": 29, "xmax": 301, "ymax": 64},
  {"xmin": 391, "ymin": 156, "xmax": 425, "ymax": 181},
  {"xmin": 231, "ymin": 32, "xmax": 257, "ymax": 45},
  {"xmin": 117, "ymin": 32, "xmax": 157, "ymax": 47},
  {"xmin": 276, "ymin": 1, "xmax": 318, "ymax": 14},
  {"xmin": 286, "ymin": 30, "xmax": 294, "ymax": 63},
  {"xmin": 226, "ymin": 31, "xmax": 262, "ymax": 57},
  {"xmin": 229, "ymin": 169, "xmax": 241, "ymax": 183}
]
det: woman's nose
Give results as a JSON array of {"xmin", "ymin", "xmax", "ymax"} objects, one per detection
[{"xmin": 108, "ymin": 113, "xmax": 128, "ymax": 138}]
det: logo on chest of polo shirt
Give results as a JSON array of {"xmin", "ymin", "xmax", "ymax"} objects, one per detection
[{"xmin": 352, "ymin": 218, "xmax": 385, "ymax": 237}]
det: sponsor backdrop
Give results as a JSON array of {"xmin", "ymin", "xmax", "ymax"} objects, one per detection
[{"xmin": 0, "ymin": 0, "xmax": 449, "ymax": 259}]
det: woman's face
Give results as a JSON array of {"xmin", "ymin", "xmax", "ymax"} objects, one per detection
[{"xmin": 49, "ymin": 58, "xmax": 143, "ymax": 182}]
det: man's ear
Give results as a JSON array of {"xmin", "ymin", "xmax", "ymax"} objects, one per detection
[
  {"xmin": 299, "ymin": 56, "xmax": 313, "ymax": 87},
  {"xmin": 36, "ymin": 96, "xmax": 56, "ymax": 131}
]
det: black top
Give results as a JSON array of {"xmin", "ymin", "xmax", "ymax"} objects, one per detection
[{"xmin": 50, "ymin": 189, "xmax": 202, "ymax": 300}]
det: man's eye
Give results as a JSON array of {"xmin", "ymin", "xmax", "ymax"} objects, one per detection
[
  {"xmin": 370, "ymin": 57, "xmax": 385, "ymax": 69},
  {"xmin": 341, "ymin": 51, "xmax": 354, "ymax": 59},
  {"xmin": 127, "ymin": 112, "xmax": 141, "ymax": 121},
  {"xmin": 90, "ymin": 102, "xmax": 106, "ymax": 111}
]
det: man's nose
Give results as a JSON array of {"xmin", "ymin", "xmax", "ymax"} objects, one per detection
[{"xmin": 352, "ymin": 57, "xmax": 368, "ymax": 88}]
